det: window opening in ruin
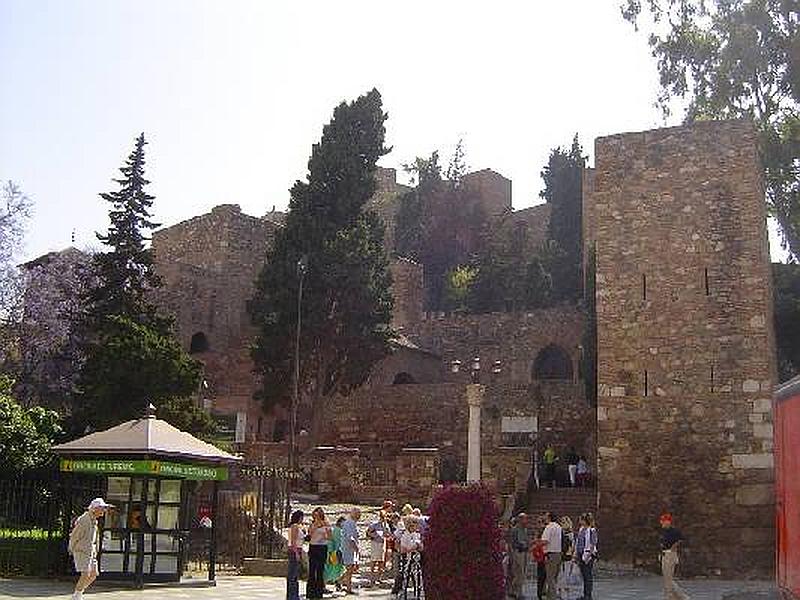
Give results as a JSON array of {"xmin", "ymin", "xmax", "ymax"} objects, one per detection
[
  {"xmin": 644, "ymin": 370, "xmax": 649, "ymax": 396},
  {"xmin": 532, "ymin": 344, "xmax": 573, "ymax": 380},
  {"xmin": 705, "ymin": 268, "xmax": 710, "ymax": 296},
  {"xmin": 189, "ymin": 332, "xmax": 210, "ymax": 354},
  {"xmin": 392, "ymin": 372, "xmax": 417, "ymax": 385},
  {"xmin": 642, "ymin": 274, "xmax": 647, "ymax": 301},
  {"xmin": 710, "ymin": 365, "xmax": 715, "ymax": 392}
]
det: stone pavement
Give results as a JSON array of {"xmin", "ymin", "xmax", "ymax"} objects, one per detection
[{"xmin": 0, "ymin": 575, "xmax": 778, "ymax": 600}]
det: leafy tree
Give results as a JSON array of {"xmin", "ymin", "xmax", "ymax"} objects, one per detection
[
  {"xmin": 15, "ymin": 249, "xmax": 92, "ymax": 411},
  {"xmin": 622, "ymin": 0, "xmax": 800, "ymax": 260},
  {"xmin": 0, "ymin": 374, "xmax": 62, "ymax": 473},
  {"xmin": 541, "ymin": 135, "xmax": 585, "ymax": 301},
  {"xmin": 0, "ymin": 181, "xmax": 32, "ymax": 355},
  {"xmin": 249, "ymin": 89, "xmax": 394, "ymax": 417},
  {"xmin": 773, "ymin": 262, "xmax": 800, "ymax": 381},
  {"xmin": 77, "ymin": 315, "xmax": 213, "ymax": 435},
  {"xmin": 467, "ymin": 215, "xmax": 553, "ymax": 312},
  {"xmin": 394, "ymin": 142, "xmax": 488, "ymax": 310},
  {"xmin": 443, "ymin": 265, "xmax": 478, "ymax": 312},
  {"xmin": 88, "ymin": 133, "xmax": 167, "ymax": 331}
]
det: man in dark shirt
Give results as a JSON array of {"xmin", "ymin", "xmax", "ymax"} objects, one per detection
[{"xmin": 659, "ymin": 513, "xmax": 690, "ymax": 599}]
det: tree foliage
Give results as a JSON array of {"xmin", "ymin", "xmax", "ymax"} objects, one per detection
[
  {"xmin": 541, "ymin": 135, "xmax": 585, "ymax": 302},
  {"xmin": 88, "ymin": 133, "xmax": 167, "ymax": 331},
  {"xmin": 78, "ymin": 135, "xmax": 211, "ymax": 435},
  {"xmin": 773, "ymin": 262, "xmax": 800, "ymax": 381},
  {"xmin": 0, "ymin": 375, "xmax": 62, "ymax": 473},
  {"xmin": 77, "ymin": 315, "xmax": 212, "ymax": 434},
  {"xmin": 466, "ymin": 215, "xmax": 554, "ymax": 312},
  {"xmin": 394, "ymin": 142, "xmax": 488, "ymax": 310},
  {"xmin": 249, "ymin": 89, "xmax": 394, "ymax": 415},
  {"xmin": 623, "ymin": 0, "xmax": 800, "ymax": 259},
  {"xmin": 14, "ymin": 249, "xmax": 92, "ymax": 411},
  {"xmin": 0, "ymin": 180, "xmax": 32, "ymax": 331}
]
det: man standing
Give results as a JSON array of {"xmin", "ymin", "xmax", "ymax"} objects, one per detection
[
  {"xmin": 508, "ymin": 513, "xmax": 531, "ymax": 598},
  {"xmin": 660, "ymin": 513, "xmax": 690, "ymax": 600},
  {"xmin": 68, "ymin": 497, "xmax": 113, "ymax": 600},
  {"xmin": 340, "ymin": 507, "xmax": 361, "ymax": 595},
  {"xmin": 540, "ymin": 512, "xmax": 562, "ymax": 600},
  {"xmin": 566, "ymin": 447, "xmax": 579, "ymax": 487}
]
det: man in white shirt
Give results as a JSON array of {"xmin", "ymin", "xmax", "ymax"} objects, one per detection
[{"xmin": 540, "ymin": 512, "xmax": 562, "ymax": 600}]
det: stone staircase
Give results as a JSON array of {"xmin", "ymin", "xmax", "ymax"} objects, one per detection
[{"xmin": 526, "ymin": 487, "xmax": 597, "ymax": 523}]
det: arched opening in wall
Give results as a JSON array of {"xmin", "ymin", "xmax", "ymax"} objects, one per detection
[
  {"xmin": 392, "ymin": 372, "xmax": 417, "ymax": 385},
  {"xmin": 532, "ymin": 344, "xmax": 573, "ymax": 381},
  {"xmin": 189, "ymin": 332, "xmax": 210, "ymax": 354}
]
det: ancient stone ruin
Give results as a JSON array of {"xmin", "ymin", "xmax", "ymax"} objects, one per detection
[{"xmin": 150, "ymin": 119, "xmax": 775, "ymax": 577}]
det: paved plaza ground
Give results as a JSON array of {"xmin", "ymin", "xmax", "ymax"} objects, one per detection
[{"xmin": 0, "ymin": 575, "xmax": 778, "ymax": 600}]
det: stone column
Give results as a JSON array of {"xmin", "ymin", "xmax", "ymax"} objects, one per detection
[{"xmin": 466, "ymin": 383, "xmax": 485, "ymax": 482}]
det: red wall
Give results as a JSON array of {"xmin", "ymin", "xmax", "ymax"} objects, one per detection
[{"xmin": 775, "ymin": 377, "xmax": 800, "ymax": 599}]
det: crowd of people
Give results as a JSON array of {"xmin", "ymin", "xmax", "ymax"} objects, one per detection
[
  {"xmin": 284, "ymin": 500, "xmax": 689, "ymax": 600},
  {"xmin": 503, "ymin": 511, "xmax": 598, "ymax": 600},
  {"xmin": 286, "ymin": 500, "xmax": 428, "ymax": 599}
]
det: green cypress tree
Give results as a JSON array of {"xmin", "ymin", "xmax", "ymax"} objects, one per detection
[
  {"xmin": 249, "ymin": 89, "xmax": 394, "ymax": 421},
  {"xmin": 541, "ymin": 135, "xmax": 585, "ymax": 302}
]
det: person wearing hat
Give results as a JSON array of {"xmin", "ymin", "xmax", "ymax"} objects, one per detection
[
  {"xmin": 68, "ymin": 497, "xmax": 113, "ymax": 600},
  {"xmin": 659, "ymin": 513, "xmax": 690, "ymax": 600}
]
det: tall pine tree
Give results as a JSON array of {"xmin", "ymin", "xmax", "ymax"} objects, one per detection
[
  {"xmin": 249, "ymin": 89, "xmax": 394, "ymax": 427},
  {"xmin": 89, "ymin": 133, "xmax": 166, "ymax": 331},
  {"xmin": 77, "ymin": 135, "xmax": 212, "ymax": 434}
]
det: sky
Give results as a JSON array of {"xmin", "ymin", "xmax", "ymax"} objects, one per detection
[{"xmin": 0, "ymin": 0, "xmax": 788, "ymax": 262}]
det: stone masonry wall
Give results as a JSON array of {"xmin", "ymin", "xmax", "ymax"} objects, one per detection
[
  {"xmin": 589, "ymin": 120, "xmax": 776, "ymax": 577},
  {"xmin": 152, "ymin": 204, "xmax": 280, "ymax": 441}
]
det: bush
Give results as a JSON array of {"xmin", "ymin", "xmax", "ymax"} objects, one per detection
[{"xmin": 423, "ymin": 484, "xmax": 505, "ymax": 600}]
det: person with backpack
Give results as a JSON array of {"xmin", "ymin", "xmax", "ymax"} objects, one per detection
[
  {"xmin": 68, "ymin": 497, "xmax": 113, "ymax": 600},
  {"xmin": 574, "ymin": 512, "xmax": 598, "ymax": 600}
]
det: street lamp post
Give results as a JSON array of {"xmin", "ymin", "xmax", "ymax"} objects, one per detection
[
  {"xmin": 286, "ymin": 255, "xmax": 307, "ymax": 523},
  {"xmin": 452, "ymin": 357, "xmax": 501, "ymax": 483}
]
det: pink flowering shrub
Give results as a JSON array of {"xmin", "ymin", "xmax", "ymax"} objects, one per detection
[{"xmin": 423, "ymin": 484, "xmax": 505, "ymax": 600}]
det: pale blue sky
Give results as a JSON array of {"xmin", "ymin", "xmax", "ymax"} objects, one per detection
[{"xmin": 0, "ymin": 0, "xmax": 787, "ymax": 261}]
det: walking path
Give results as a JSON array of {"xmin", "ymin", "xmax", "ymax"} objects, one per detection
[{"xmin": 0, "ymin": 575, "xmax": 777, "ymax": 600}]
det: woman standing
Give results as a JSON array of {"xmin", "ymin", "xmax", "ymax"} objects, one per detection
[
  {"xmin": 306, "ymin": 507, "xmax": 331, "ymax": 599},
  {"xmin": 324, "ymin": 516, "xmax": 346, "ymax": 590},
  {"xmin": 286, "ymin": 510, "xmax": 305, "ymax": 600},
  {"xmin": 367, "ymin": 511, "xmax": 388, "ymax": 584},
  {"xmin": 574, "ymin": 513, "xmax": 598, "ymax": 600}
]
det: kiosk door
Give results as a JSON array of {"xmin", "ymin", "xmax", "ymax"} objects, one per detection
[{"xmin": 100, "ymin": 477, "xmax": 184, "ymax": 582}]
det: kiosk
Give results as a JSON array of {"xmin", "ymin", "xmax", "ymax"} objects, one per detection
[{"xmin": 53, "ymin": 407, "xmax": 241, "ymax": 586}]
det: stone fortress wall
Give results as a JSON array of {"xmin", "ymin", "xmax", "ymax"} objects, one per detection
[
  {"xmin": 148, "ymin": 119, "xmax": 777, "ymax": 576},
  {"xmin": 586, "ymin": 120, "xmax": 776, "ymax": 577}
]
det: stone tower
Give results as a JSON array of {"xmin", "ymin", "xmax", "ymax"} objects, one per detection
[{"xmin": 585, "ymin": 120, "xmax": 776, "ymax": 577}]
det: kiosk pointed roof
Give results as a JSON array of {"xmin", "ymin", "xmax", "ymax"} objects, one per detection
[{"xmin": 53, "ymin": 416, "xmax": 241, "ymax": 463}]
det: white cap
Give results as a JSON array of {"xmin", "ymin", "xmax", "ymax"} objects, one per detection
[{"xmin": 88, "ymin": 497, "xmax": 114, "ymax": 510}]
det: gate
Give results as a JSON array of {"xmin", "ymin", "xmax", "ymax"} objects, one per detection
[
  {"xmin": 0, "ymin": 469, "xmax": 104, "ymax": 576},
  {"xmin": 183, "ymin": 465, "xmax": 294, "ymax": 573}
]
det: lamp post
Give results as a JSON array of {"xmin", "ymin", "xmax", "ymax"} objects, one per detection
[
  {"xmin": 286, "ymin": 255, "xmax": 307, "ymax": 523},
  {"xmin": 451, "ymin": 357, "xmax": 501, "ymax": 482}
]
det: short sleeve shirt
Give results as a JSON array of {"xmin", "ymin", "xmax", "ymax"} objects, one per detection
[{"xmin": 541, "ymin": 522, "xmax": 562, "ymax": 553}]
